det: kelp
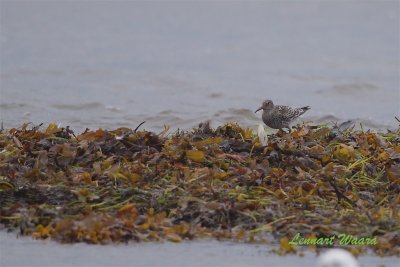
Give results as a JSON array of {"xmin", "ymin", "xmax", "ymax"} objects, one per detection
[{"xmin": 0, "ymin": 122, "xmax": 399, "ymax": 256}]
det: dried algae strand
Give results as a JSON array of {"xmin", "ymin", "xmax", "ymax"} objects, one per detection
[{"xmin": 0, "ymin": 122, "xmax": 399, "ymax": 256}]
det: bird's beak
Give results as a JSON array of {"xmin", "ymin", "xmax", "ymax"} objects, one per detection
[{"xmin": 255, "ymin": 107, "xmax": 262, "ymax": 113}]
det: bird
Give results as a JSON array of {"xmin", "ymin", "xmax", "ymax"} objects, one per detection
[
  {"xmin": 255, "ymin": 99, "xmax": 310, "ymax": 130},
  {"xmin": 316, "ymin": 248, "xmax": 359, "ymax": 267}
]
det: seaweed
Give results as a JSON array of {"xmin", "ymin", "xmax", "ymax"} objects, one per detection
[{"xmin": 0, "ymin": 122, "xmax": 399, "ymax": 256}]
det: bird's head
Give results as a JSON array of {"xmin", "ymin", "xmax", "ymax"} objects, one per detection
[{"xmin": 255, "ymin": 99, "xmax": 274, "ymax": 113}]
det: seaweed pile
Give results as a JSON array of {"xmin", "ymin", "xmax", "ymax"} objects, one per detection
[{"xmin": 0, "ymin": 122, "xmax": 399, "ymax": 256}]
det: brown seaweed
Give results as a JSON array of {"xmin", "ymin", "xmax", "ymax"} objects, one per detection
[{"xmin": 0, "ymin": 122, "xmax": 399, "ymax": 256}]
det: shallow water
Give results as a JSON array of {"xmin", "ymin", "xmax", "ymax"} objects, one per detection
[
  {"xmin": 0, "ymin": 1, "xmax": 399, "ymax": 132},
  {"xmin": 0, "ymin": 232, "xmax": 398, "ymax": 267}
]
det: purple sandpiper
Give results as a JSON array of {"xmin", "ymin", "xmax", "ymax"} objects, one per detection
[{"xmin": 255, "ymin": 99, "xmax": 310, "ymax": 130}]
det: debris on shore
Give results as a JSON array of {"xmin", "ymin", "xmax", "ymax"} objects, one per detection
[{"xmin": 0, "ymin": 122, "xmax": 399, "ymax": 256}]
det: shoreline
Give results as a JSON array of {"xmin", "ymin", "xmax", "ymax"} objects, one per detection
[
  {"xmin": 1, "ymin": 232, "xmax": 399, "ymax": 267},
  {"xmin": 1, "ymin": 122, "xmax": 399, "ymax": 257}
]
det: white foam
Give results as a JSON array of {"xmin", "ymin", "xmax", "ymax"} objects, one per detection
[{"xmin": 316, "ymin": 249, "xmax": 359, "ymax": 267}]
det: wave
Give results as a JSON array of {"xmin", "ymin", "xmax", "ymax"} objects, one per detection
[{"xmin": 51, "ymin": 102, "xmax": 121, "ymax": 112}]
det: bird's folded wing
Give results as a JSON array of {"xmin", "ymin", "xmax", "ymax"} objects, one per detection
[{"xmin": 277, "ymin": 106, "xmax": 297, "ymax": 121}]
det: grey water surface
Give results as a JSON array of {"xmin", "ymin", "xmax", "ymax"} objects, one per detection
[
  {"xmin": 0, "ymin": 232, "xmax": 399, "ymax": 267},
  {"xmin": 0, "ymin": 1, "xmax": 399, "ymax": 132}
]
